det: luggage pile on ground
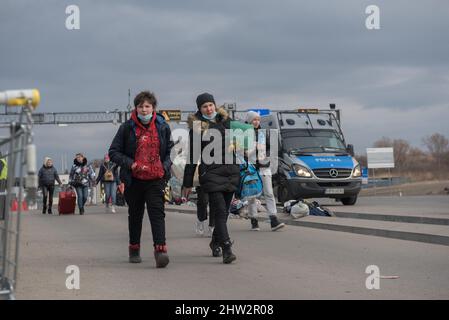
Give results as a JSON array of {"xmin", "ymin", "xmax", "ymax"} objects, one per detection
[
  {"xmin": 283, "ymin": 199, "xmax": 334, "ymax": 219},
  {"xmin": 167, "ymin": 176, "xmax": 183, "ymax": 204}
]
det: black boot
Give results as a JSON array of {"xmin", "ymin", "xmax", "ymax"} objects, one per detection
[
  {"xmin": 270, "ymin": 215, "xmax": 285, "ymax": 231},
  {"xmin": 209, "ymin": 236, "xmax": 222, "ymax": 257},
  {"xmin": 48, "ymin": 207, "xmax": 52, "ymax": 214},
  {"xmin": 250, "ymin": 218, "xmax": 260, "ymax": 231},
  {"xmin": 221, "ymin": 241, "xmax": 236, "ymax": 264},
  {"xmin": 129, "ymin": 244, "xmax": 142, "ymax": 263},
  {"xmin": 42, "ymin": 206, "xmax": 47, "ymax": 214},
  {"xmin": 79, "ymin": 207, "xmax": 84, "ymax": 215}
]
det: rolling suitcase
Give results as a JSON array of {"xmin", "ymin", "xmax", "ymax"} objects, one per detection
[{"xmin": 58, "ymin": 186, "xmax": 77, "ymax": 215}]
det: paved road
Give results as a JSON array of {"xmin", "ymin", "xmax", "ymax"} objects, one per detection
[
  {"xmin": 314, "ymin": 195, "xmax": 449, "ymax": 217},
  {"xmin": 16, "ymin": 205, "xmax": 449, "ymax": 299}
]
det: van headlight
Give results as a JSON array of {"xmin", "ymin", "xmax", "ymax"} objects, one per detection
[
  {"xmin": 292, "ymin": 164, "xmax": 312, "ymax": 178},
  {"xmin": 352, "ymin": 164, "xmax": 361, "ymax": 177}
]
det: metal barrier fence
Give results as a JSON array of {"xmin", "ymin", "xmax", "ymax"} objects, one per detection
[{"xmin": 0, "ymin": 91, "xmax": 38, "ymax": 300}]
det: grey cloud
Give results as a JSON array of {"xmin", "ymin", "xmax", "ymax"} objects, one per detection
[{"xmin": 0, "ymin": 0, "xmax": 448, "ymax": 159}]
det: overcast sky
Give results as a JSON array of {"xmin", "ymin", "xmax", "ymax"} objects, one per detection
[{"xmin": 1, "ymin": 0, "xmax": 448, "ymax": 169}]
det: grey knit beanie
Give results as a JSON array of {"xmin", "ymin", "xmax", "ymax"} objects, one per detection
[{"xmin": 246, "ymin": 111, "xmax": 260, "ymax": 123}]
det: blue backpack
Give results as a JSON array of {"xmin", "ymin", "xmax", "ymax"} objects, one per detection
[{"xmin": 236, "ymin": 157, "xmax": 263, "ymax": 201}]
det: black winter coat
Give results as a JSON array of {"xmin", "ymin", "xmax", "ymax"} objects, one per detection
[
  {"xmin": 109, "ymin": 112, "xmax": 174, "ymax": 188},
  {"xmin": 38, "ymin": 166, "xmax": 62, "ymax": 187},
  {"xmin": 182, "ymin": 108, "xmax": 240, "ymax": 193}
]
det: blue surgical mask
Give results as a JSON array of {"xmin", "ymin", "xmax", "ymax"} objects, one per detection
[
  {"xmin": 203, "ymin": 112, "xmax": 217, "ymax": 120},
  {"xmin": 137, "ymin": 113, "xmax": 152, "ymax": 123}
]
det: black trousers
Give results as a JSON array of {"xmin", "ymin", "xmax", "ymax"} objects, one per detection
[
  {"xmin": 125, "ymin": 178, "xmax": 166, "ymax": 246},
  {"xmin": 196, "ymin": 186, "xmax": 214, "ymax": 227},
  {"xmin": 42, "ymin": 185, "xmax": 55, "ymax": 209},
  {"xmin": 209, "ymin": 191, "xmax": 234, "ymax": 244}
]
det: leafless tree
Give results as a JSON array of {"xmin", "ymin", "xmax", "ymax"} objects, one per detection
[
  {"xmin": 373, "ymin": 137, "xmax": 410, "ymax": 174},
  {"xmin": 373, "ymin": 137, "xmax": 392, "ymax": 148},
  {"xmin": 406, "ymin": 147, "xmax": 429, "ymax": 173},
  {"xmin": 422, "ymin": 133, "xmax": 449, "ymax": 176},
  {"xmin": 367, "ymin": 134, "xmax": 449, "ymax": 181}
]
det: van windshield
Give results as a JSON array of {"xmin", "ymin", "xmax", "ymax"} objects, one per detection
[{"xmin": 281, "ymin": 129, "xmax": 346, "ymax": 153}]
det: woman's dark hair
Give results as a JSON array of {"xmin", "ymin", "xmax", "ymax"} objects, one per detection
[{"xmin": 134, "ymin": 91, "xmax": 158, "ymax": 108}]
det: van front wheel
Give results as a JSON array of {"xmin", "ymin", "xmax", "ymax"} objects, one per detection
[
  {"xmin": 340, "ymin": 196, "xmax": 357, "ymax": 206},
  {"xmin": 277, "ymin": 182, "xmax": 295, "ymax": 204}
]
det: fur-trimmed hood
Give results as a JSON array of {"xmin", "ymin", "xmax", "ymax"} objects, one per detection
[
  {"xmin": 73, "ymin": 157, "xmax": 88, "ymax": 166},
  {"xmin": 187, "ymin": 107, "xmax": 229, "ymax": 132}
]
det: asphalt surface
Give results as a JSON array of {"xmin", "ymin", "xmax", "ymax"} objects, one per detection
[
  {"xmin": 15, "ymin": 203, "xmax": 449, "ymax": 300},
  {"xmin": 315, "ymin": 195, "xmax": 449, "ymax": 217}
]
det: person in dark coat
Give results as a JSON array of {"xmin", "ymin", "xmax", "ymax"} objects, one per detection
[
  {"xmin": 96, "ymin": 154, "xmax": 120, "ymax": 213},
  {"xmin": 38, "ymin": 157, "xmax": 62, "ymax": 214},
  {"xmin": 109, "ymin": 91, "xmax": 174, "ymax": 268},
  {"xmin": 182, "ymin": 92, "xmax": 240, "ymax": 264}
]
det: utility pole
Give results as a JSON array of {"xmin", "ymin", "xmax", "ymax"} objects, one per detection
[{"xmin": 127, "ymin": 89, "xmax": 132, "ymax": 112}]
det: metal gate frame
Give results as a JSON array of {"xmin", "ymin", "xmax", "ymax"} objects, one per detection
[{"xmin": 0, "ymin": 102, "xmax": 37, "ymax": 300}]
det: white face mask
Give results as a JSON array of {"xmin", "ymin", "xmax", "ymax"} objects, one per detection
[
  {"xmin": 138, "ymin": 113, "xmax": 153, "ymax": 123},
  {"xmin": 202, "ymin": 112, "xmax": 217, "ymax": 120}
]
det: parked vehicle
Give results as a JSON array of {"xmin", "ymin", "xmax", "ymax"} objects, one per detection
[{"xmin": 258, "ymin": 105, "xmax": 362, "ymax": 205}]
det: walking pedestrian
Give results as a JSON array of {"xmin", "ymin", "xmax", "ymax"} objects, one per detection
[
  {"xmin": 69, "ymin": 153, "xmax": 96, "ymax": 215},
  {"xmin": 96, "ymin": 154, "xmax": 120, "ymax": 213},
  {"xmin": 38, "ymin": 157, "xmax": 62, "ymax": 214},
  {"xmin": 109, "ymin": 91, "xmax": 174, "ymax": 268},
  {"xmin": 245, "ymin": 111, "xmax": 285, "ymax": 231},
  {"xmin": 183, "ymin": 92, "xmax": 240, "ymax": 264}
]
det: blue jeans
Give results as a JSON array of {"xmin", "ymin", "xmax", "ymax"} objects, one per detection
[
  {"xmin": 103, "ymin": 182, "xmax": 117, "ymax": 205},
  {"xmin": 75, "ymin": 186, "xmax": 89, "ymax": 210}
]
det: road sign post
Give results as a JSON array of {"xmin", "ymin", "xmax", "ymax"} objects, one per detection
[{"xmin": 367, "ymin": 148, "xmax": 395, "ymax": 195}]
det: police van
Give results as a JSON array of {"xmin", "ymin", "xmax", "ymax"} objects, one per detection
[{"xmin": 257, "ymin": 105, "xmax": 362, "ymax": 205}]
